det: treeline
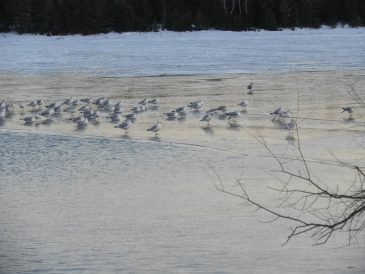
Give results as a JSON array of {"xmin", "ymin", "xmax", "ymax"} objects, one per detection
[{"xmin": 0, "ymin": 0, "xmax": 364, "ymax": 35}]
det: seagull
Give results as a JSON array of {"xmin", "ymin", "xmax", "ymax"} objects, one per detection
[
  {"xmin": 176, "ymin": 106, "xmax": 185, "ymax": 113},
  {"xmin": 72, "ymin": 99, "xmax": 80, "ymax": 106},
  {"xmin": 27, "ymin": 100, "xmax": 38, "ymax": 107},
  {"xmin": 148, "ymin": 99, "xmax": 159, "ymax": 104},
  {"xmin": 342, "ymin": 106, "xmax": 354, "ymax": 120},
  {"xmin": 226, "ymin": 111, "xmax": 241, "ymax": 118},
  {"xmin": 146, "ymin": 99, "xmax": 160, "ymax": 110},
  {"xmin": 46, "ymin": 102, "xmax": 59, "ymax": 109},
  {"xmin": 115, "ymin": 101, "xmax": 123, "ymax": 108},
  {"xmin": 271, "ymin": 107, "xmax": 283, "ymax": 115},
  {"xmin": 113, "ymin": 105, "xmax": 123, "ymax": 114},
  {"xmin": 131, "ymin": 105, "xmax": 146, "ymax": 113},
  {"xmin": 54, "ymin": 105, "xmax": 63, "ymax": 114},
  {"xmin": 188, "ymin": 100, "xmax": 203, "ymax": 111},
  {"xmin": 70, "ymin": 116, "xmax": 85, "ymax": 123},
  {"xmin": 76, "ymin": 117, "xmax": 88, "ymax": 129},
  {"xmin": 207, "ymin": 105, "xmax": 227, "ymax": 113},
  {"xmin": 139, "ymin": 98, "xmax": 148, "ymax": 105},
  {"xmin": 284, "ymin": 119, "xmax": 296, "ymax": 130},
  {"xmin": 147, "ymin": 121, "xmax": 162, "ymax": 136},
  {"xmin": 342, "ymin": 106, "xmax": 353, "ymax": 113},
  {"xmin": 40, "ymin": 108, "xmax": 54, "ymax": 117},
  {"xmin": 85, "ymin": 110, "xmax": 100, "ymax": 121},
  {"xmin": 115, "ymin": 119, "xmax": 132, "ymax": 134},
  {"xmin": 107, "ymin": 113, "xmax": 121, "ymax": 123},
  {"xmin": 102, "ymin": 98, "xmax": 112, "ymax": 106},
  {"xmin": 238, "ymin": 100, "xmax": 248, "ymax": 108},
  {"xmin": 278, "ymin": 110, "xmax": 292, "ymax": 118},
  {"xmin": 175, "ymin": 106, "xmax": 187, "ymax": 118},
  {"xmin": 0, "ymin": 110, "xmax": 6, "ymax": 124},
  {"xmin": 200, "ymin": 112, "xmax": 215, "ymax": 126},
  {"xmin": 124, "ymin": 112, "xmax": 137, "ymax": 121},
  {"xmin": 80, "ymin": 107, "xmax": 93, "ymax": 115},
  {"xmin": 270, "ymin": 107, "xmax": 291, "ymax": 120},
  {"xmin": 63, "ymin": 98, "xmax": 74, "ymax": 105},
  {"xmin": 21, "ymin": 115, "xmax": 40, "ymax": 125},
  {"xmin": 3, "ymin": 103, "xmax": 14, "ymax": 113},
  {"xmin": 80, "ymin": 98, "xmax": 93, "ymax": 104},
  {"xmin": 163, "ymin": 110, "xmax": 177, "ymax": 119},
  {"xmin": 225, "ymin": 111, "xmax": 241, "ymax": 124},
  {"xmin": 215, "ymin": 105, "xmax": 227, "ymax": 112},
  {"xmin": 95, "ymin": 97, "xmax": 105, "ymax": 106},
  {"xmin": 0, "ymin": 112, "xmax": 5, "ymax": 125},
  {"xmin": 247, "ymin": 82, "xmax": 253, "ymax": 95},
  {"xmin": 175, "ymin": 106, "xmax": 187, "ymax": 115}
]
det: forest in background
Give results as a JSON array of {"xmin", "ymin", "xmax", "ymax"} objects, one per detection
[{"xmin": 0, "ymin": 0, "xmax": 364, "ymax": 35}]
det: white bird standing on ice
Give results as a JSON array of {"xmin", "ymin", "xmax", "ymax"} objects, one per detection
[
  {"xmin": 270, "ymin": 107, "xmax": 291, "ymax": 120},
  {"xmin": 148, "ymin": 99, "xmax": 159, "ymax": 105},
  {"xmin": 0, "ymin": 110, "xmax": 6, "ymax": 125},
  {"xmin": 247, "ymin": 82, "xmax": 253, "ymax": 95},
  {"xmin": 147, "ymin": 121, "xmax": 162, "ymax": 136},
  {"xmin": 200, "ymin": 112, "xmax": 215, "ymax": 126},
  {"xmin": 163, "ymin": 110, "xmax": 178, "ymax": 119},
  {"xmin": 27, "ymin": 100, "xmax": 37, "ymax": 107},
  {"xmin": 270, "ymin": 106, "xmax": 283, "ymax": 115},
  {"xmin": 124, "ymin": 112, "xmax": 137, "ymax": 122},
  {"xmin": 238, "ymin": 100, "xmax": 248, "ymax": 108},
  {"xmin": 207, "ymin": 105, "xmax": 227, "ymax": 113},
  {"xmin": 115, "ymin": 119, "xmax": 132, "ymax": 134},
  {"xmin": 188, "ymin": 100, "xmax": 203, "ymax": 111},
  {"xmin": 77, "ymin": 117, "xmax": 88, "ymax": 128},
  {"xmin": 21, "ymin": 115, "xmax": 40, "ymax": 125},
  {"xmin": 175, "ymin": 106, "xmax": 187, "ymax": 117},
  {"xmin": 225, "ymin": 111, "xmax": 241, "ymax": 125}
]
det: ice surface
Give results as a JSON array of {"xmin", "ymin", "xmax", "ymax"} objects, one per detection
[{"xmin": 1, "ymin": 28, "xmax": 365, "ymax": 273}]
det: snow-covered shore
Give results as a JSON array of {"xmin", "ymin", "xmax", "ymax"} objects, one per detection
[{"xmin": 1, "ymin": 27, "xmax": 365, "ymax": 76}]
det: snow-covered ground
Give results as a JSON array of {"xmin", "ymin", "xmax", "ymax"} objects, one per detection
[{"xmin": 1, "ymin": 27, "xmax": 365, "ymax": 76}]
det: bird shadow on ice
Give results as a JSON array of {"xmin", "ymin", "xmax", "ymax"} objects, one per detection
[
  {"xmin": 41, "ymin": 118, "xmax": 54, "ymax": 126},
  {"xmin": 343, "ymin": 116, "xmax": 355, "ymax": 122},
  {"xmin": 118, "ymin": 134, "xmax": 132, "ymax": 140},
  {"xmin": 201, "ymin": 126, "xmax": 214, "ymax": 136},
  {"xmin": 178, "ymin": 116, "xmax": 187, "ymax": 122},
  {"xmin": 227, "ymin": 123, "xmax": 242, "ymax": 131},
  {"xmin": 5, "ymin": 112, "xmax": 15, "ymax": 119},
  {"xmin": 75, "ymin": 125, "xmax": 87, "ymax": 131},
  {"xmin": 149, "ymin": 136, "xmax": 161, "ymax": 142},
  {"xmin": 91, "ymin": 120, "xmax": 101, "ymax": 126}
]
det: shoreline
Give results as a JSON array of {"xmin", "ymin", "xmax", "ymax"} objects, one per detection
[
  {"xmin": 1, "ymin": 25, "xmax": 364, "ymax": 36},
  {"xmin": 1, "ymin": 67, "xmax": 365, "ymax": 80}
]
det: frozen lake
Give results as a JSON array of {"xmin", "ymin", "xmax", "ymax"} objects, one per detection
[
  {"xmin": 1, "ymin": 29, "xmax": 365, "ymax": 273},
  {"xmin": 1, "ymin": 28, "xmax": 365, "ymax": 76}
]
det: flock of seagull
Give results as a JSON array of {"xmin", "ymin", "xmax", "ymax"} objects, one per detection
[{"xmin": 0, "ymin": 82, "xmax": 354, "ymax": 139}]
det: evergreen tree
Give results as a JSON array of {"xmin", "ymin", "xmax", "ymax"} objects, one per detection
[{"xmin": 0, "ymin": 0, "xmax": 363, "ymax": 34}]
